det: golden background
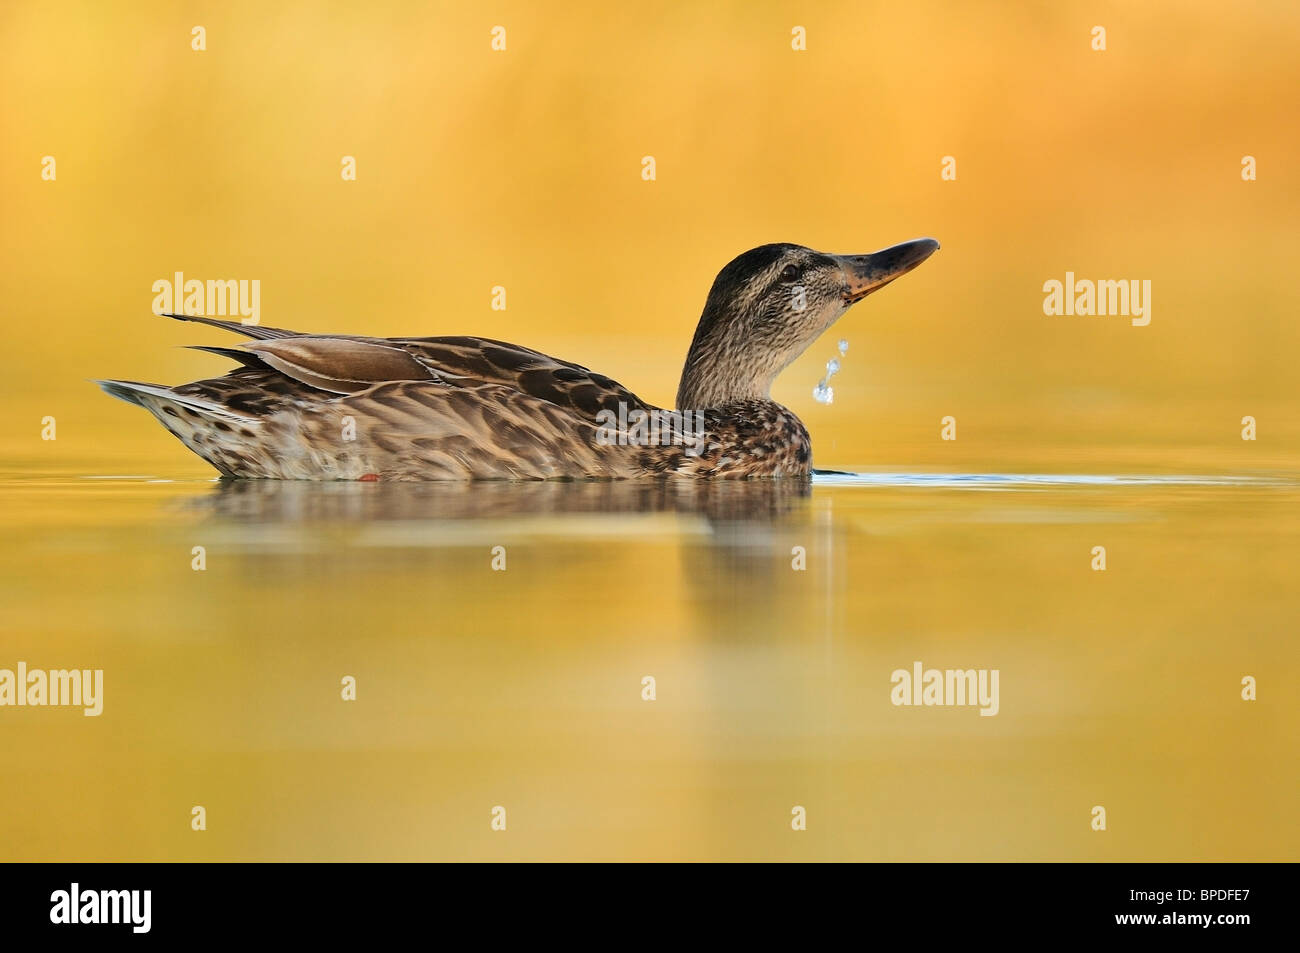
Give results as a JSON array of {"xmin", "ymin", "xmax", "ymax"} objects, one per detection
[{"xmin": 0, "ymin": 0, "xmax": 1296, "ymax": 861}]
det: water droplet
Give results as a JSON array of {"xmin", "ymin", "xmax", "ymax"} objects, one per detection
[
  {"xmin": 838, "ymin": 339, "xmax": 849, "ymax": 355},
  {"xmin": 813, "ymin": 381, "xmax": 834, "ymax": 404},
  {"xmin": 826, "ymin": 358, "xmax": 840, "ymax": 376}
]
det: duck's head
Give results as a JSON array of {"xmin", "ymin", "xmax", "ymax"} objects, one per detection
[{"xmin": 676, "ymin": 238, "xmax": 939, "ymax": 409}]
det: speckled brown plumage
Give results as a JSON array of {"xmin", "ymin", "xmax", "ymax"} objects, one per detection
[{"xmin": 98, "ymin": 239, "xmax": 938, "ymax": 481}]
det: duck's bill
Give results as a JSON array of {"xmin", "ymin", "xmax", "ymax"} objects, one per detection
[{"xmin": 837, "ymin": 238, "xmax": 940, "ymax": 304}]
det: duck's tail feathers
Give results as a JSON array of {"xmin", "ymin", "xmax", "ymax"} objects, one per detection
[
  {"xmin": 158, "ymin": 312, "xmax": 300, "ymax": 341},
  {"xmin": 186, "ymin": 345, "xmax": 273, "ymax": 369},
  {"xmin": 94, "ymin": 379, "xmax": 256, "ymax": 422}
]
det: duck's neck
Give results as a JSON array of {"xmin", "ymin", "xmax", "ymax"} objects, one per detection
[
  {"xmin": 676, "ymin": 363, "xmax": 771, "ymax": 411},
  {"xmin": 676, "ymin": 319, "xmax": 775, "ymax": 410}
]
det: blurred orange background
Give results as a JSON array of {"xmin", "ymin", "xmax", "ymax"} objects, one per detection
[{"xmin": 2, "ymin": 0, "xmax": 1297, "ymax": 475}]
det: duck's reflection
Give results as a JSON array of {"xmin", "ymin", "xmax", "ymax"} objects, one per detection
[
  {"xmin": 193, "ymin": 476, "xmax": 814, "ymax": 525},
  {"xmin": 185, "ymin": 478, "xmax": 825, "ymax": 621}
]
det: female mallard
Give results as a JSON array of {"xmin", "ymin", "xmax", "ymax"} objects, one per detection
[{"xmin": 98, "ymin": 239, "xmax": 938, "ymax": 480}]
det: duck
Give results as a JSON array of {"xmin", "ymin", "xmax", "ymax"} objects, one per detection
[{"xmin": 97, "ymin": 238, "xmax": 939, "ymax": 481}]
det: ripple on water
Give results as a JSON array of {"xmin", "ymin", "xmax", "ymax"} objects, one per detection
[{"xmin": 811, "ymin": 471, "xmax": 1291, "ymax": 489}]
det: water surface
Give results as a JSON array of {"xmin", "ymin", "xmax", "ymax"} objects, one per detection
[{"xmin": 2, "ymin": 460, "xmax": 1295, "ymax": 861}]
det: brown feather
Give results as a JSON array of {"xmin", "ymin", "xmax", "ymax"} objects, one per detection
[
  {"xmin": 242, "ymin": 337, "xmax": 439, "ymax": 394},
  {"xmin": 162, "ymin": 312, "xmax": 302, "ymax": 341}
]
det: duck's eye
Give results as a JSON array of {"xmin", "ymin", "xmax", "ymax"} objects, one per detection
[{"xmin": 779, "ymin": 264, "xmax": 802, "ymax": 283}]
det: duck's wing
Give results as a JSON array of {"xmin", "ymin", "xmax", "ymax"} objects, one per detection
[
  {"xmin": 201, "ymin": 334, "xmax": 651, "ymax": 418},
  {"xmin": 164, "ymin": 313, "xmax": 655, "ymax": 417},
  {"xmin": 236, "ymin": 338, "xmax": 439, "ymax": 394},
  {"xmin": 392, "ymin": 336, "xmax": 655, "ymax": 416}
]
